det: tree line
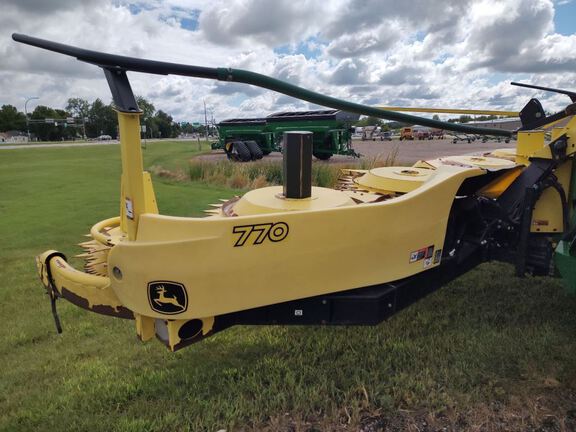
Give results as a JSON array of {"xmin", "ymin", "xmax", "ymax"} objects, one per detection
[
  {"xmin": 354, "ymin": 114, "xmax": 504, "ymax": 130},
  {"xmin": 0, "ymin": 97, "xmax": 184, "ymax": 141}
]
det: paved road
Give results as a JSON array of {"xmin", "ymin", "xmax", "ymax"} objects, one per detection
[
  {"xmin": 0, "ymin": 137, "xmax": 201, "ymax": 150},
  {"xmin": 0, "ymin": 140, "xmax": 119, "ymax": 150},
  {"xmin": 351, "ymin": 138, "xmax": 513, "ymax": 162},
  {"xmin": 198, "ymin": 138, "xmax": 515, "ymax": 164}
]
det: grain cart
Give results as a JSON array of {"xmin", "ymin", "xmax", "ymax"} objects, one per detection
[
  {"xmin": 13, "ymin": 34, "xmax": 576, "ymax": 352},
  {"xmin": 267, "ymin": 110, "xmax": 359, "ymax": 160},
  {"xmin": 214, "ymin": 117, "xmax": 272, "ymax": 161},
  {"xmin": 214, "ymin": 109, "xmax": 360, "ymax": 161}
]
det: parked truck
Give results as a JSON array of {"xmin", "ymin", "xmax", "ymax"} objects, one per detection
[
  {"xmin": 361, "ymin": 125, "xmax": 380, "ymax": 141},
  {"xmin": 399, "ymin": 127, "xmax": 414, "ymax": 140}
]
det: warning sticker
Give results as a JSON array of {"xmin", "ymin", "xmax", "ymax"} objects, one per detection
[
  {"xmin": 409, "ymin": 245, "xmax": 434, "ymax": 263},
  {"xmin": 423, "ymin": 257, "xmax": 433, "ymax": 268},
  {"xmin": 125, "ymin": 198, "xmax": 134, "ymax": 220},
  {"xmin": 433, "ymin": 249, "xmax": 442, "ymax": 264}
]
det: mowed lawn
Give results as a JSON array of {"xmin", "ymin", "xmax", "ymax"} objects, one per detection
[{"xmin": 1, "ymin": 142, "xmax": 575, "ymax": 431}]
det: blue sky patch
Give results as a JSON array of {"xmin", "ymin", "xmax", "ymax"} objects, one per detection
[
  {"xmin": 433, "ymin": 53, "xmax": 452, "ymax": 65},
  {"xmin": 554, "ymin": 1, "xmax": 576, "ymax": 35},
  {"xmin": 171, "ymin": 6, "xmax": 200, "ymax": 31},
  {"xmin": 180, "ymin": 16, "xmax": 199, "ymax": 31},
  {"xmin": 274, "ymin": 36, "xmax": 325, "ymax": 59},
  {"xmin": 126, "ymin": 2, "xmax": 155, "ymax": 14},
  {"xmin": 127, "ymin": 3, "xmax": 200, "ymax": 31}
]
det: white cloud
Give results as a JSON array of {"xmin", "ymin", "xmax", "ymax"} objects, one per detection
[
  {"xmin": 199, "ymin": 0, "xmax": 326, "ymax": 47},
  {"xmin": 0, "ymin": 0, "xmax": 575, "ymax": 125}
]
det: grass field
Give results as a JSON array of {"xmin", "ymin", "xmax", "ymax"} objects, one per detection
[{"xmin": 1, "ymin": 142, "xmax": 575, "ymax": 431}]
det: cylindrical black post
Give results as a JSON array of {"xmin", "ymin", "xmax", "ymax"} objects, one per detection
[{"xmin": 283, "ymin": 131, "xmax": 313, "ymax": 199}]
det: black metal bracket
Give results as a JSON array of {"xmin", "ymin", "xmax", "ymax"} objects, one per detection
[
  {"xmin": 103, "ymin": 68, "xmax": 141, "ymax": 113},
  {"xmin": 549, "ymin": 133, "xmax": 569, "ymax": 160},
  {"xmin": 169, "ymin": 250, "xmax": 484, "ymax": 351},
  {"xmin": 513, "ymin": 82, "xmax": 576, "ymax": 130},
  {"xmin": 512, "ymin": 82, "xmax": 576, "ymax": 103},
  {"xmin": 519, "ymin": 102, "xmax": 576, "ymax": 131},
  {"xmin": 515, "ymin": 185, "xmax": 537, "ymax": 276},
  {"xmin": 518, "ymin": 98, "xmax": 546, "ymax": 129}
]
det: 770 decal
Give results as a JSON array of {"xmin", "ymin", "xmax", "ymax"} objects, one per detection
[{"xmin": 232, "ymin": 222, "xmax": 289, "ymax": 247}]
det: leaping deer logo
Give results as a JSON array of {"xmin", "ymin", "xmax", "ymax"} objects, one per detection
[
  {"xmin": 153, "ymin": 285, "xmax": 185, "ymax": 310},
  {"xmin": 148, "ymin": 282, "xmax": 188, "ymax": 314}
]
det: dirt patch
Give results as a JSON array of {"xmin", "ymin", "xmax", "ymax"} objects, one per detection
[{"xmin": 249, "ymin": 388, "xmax": 576, "ymax": 432}]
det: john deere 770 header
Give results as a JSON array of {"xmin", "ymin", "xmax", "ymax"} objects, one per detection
[{"xmin": 12, "ymin": 33, "xmax": 576, "ymax": 351}]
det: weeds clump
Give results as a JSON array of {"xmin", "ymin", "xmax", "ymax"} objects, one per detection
[
  {"xmin": 228, "ymin": 172, "xmax": 249, "ymax": 189},
  {"xmin": 188, "ymin": 162, "xmax": 205, "ymax": 181},
  {"xmin": 184, "ymin": 150, "xmax": 398, "ymax": 190},
  {"xmin": 149, "ymin": 165, "xmax": 189, "ymax": 182},
  {"xmin": 313, "ymin": 164, "xmax": 340, "ymax": 187}
]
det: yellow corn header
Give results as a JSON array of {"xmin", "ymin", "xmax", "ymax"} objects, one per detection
[{"xmin": 12, "ymin": 33, "xmax": 576, "ymax": 351}]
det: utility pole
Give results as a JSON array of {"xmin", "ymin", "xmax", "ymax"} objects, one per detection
[
  {"xmin": 209, "ymin": 108, "xmax": 215, "ymax": 126},
  {"xmin": 24, "ymin": 96, "xmax": 39, "ymax": 142},
  {"xmin": 204, "ymin": 100, "xmax": 208, "ymax": 142},
  {"xmin": 82, "ymin": 116, "xmax": 88, "ymax": 140}
]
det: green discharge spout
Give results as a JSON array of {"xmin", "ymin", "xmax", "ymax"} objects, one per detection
[
  {"xmin": 12, "ymin": 33, "xmax": 512, "ymax": 137},
  {"xmin": 217, "ymin": 68, "xmax": 512, "ymax": 137}
]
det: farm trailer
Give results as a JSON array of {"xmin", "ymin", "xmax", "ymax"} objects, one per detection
[{"xmin": 213, "ymin": 109, "xmax": 360, "ymax": 161}]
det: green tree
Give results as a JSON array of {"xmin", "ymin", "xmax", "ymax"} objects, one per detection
[
  {"xmin": 29, "ymin": 105, "xmax": 66, "ymax": 141},
  {"xmin": 355, "ymin": 116, "xmax": 383, "ymax": 127},
  {"xmin": 66, "ymin": 98, "xmax": 90, "ymax": 138},
  {"xmin": 136, "ymin": 96, "xmax": 155, "ymax": 119},
  {"xmin": 180, "ymin": 122, "xmax": 196, "ymax": 134},
  {"xmin": 154, "ymin": 110, "xmax": 179, "ymax": 138},
  {"xmin": 0, "ymin": 105, "xmax": 26, "ymax": 132},
  {"xmin": 87, "ymin": 99, "xmax": 117, "ymax": 138},
  {"xmin": 136, "ymin": 96, "xmax": 157, "ymax": 138},
  {"xmin": 386, "ymin": 121, "xmax": 411, "ymax": 129},
  {"xmin": 66, "ymin": 98, "xmax": 90, "ymax": 119},
  {"xmin": 55, "ymin": 109, "xmax": 76, "ymax": 140},
  {"xmin": 448, "ymin": 115, "xmax": 473, "ymax": 124}
]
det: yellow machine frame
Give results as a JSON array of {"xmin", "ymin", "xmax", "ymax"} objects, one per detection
[
  {"xmin": 36, "ymin": 112, "xmax": 576, "ymax": 350},
  {"xmin": 14, "ymin": 33, "xmax": 575, "ymax": 351}
]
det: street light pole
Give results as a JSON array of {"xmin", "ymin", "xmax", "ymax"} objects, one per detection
[
  {"xmin": 203, "ymin": 99, "xmax": 208, "ymax": 142},
  {"xmin": 24, "ymin": 96, "xmax": 39, "ymax": 142},
  {"xmin": 209, "ymin": 107, "xmax": 215, "ymax": 126}
]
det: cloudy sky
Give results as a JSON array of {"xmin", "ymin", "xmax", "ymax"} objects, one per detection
[{"xmin": 1, "ymin": 0, "xmax": 575, "ymax": 123}]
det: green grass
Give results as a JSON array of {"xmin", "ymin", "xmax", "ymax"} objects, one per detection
[{"xmin": 1, "ymin": 143, "xmax": 575, "ymax": 431}]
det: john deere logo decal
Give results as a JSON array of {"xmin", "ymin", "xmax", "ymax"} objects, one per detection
[{"xmin": 148, "ymin": 281, "xmax": 187, "ymax": 314}]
